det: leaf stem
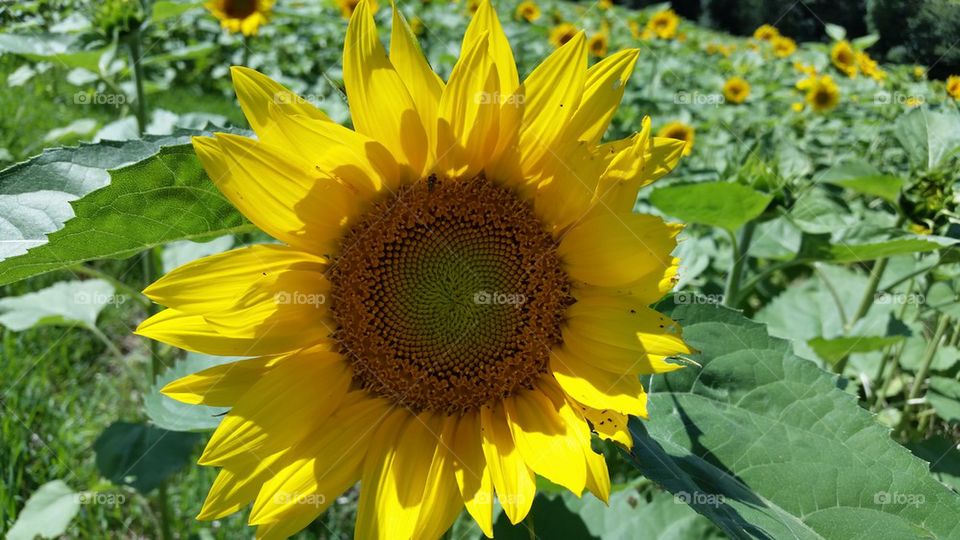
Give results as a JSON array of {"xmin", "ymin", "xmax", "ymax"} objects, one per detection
[
  {"xmin": 833, "ymin": 257, "xmax": 889, "ymax": 374},
  {"xmin": 126, "ymin": 26, "xmax": 148, "ymax": 135},
  {"xmin": 72, "ymin": 264, "xmax": 151, "ymax": 309},
  {"xmin": 906, "ymin": 313, "xmax": 950, "ymax": 403},
  {"xmin": 723, "ymin": 222, "xmax": 755, "ymax": 307}
]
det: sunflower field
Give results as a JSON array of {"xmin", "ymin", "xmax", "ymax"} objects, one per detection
[{"xmin": 2, "ymin": 0, "xmax": 960, "ymax": 538}]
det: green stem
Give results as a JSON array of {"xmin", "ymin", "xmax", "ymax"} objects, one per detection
[
  {"xmin": 87, "ymin": 324, "xmax": 124, "ymax": 359},
  {"xmin": 723, "ymin": 222, "xmax": 755, "ymax": 307},
  {"xmin": 834, "ymin": 256, "xmax": 890, "ymax": 374},
  {"xmin": 241, "ymin": 34, "xmax": 251, "ymax": 67},
  {"xmin": 72, "ymin": 264, "xmax": 151, "ymax": 309},
  {"xmin": 813, "ymin": 265, "xmax": 848, "ymax": 328},
  {"xmin": 126, "ymin": 27, "xmax": 148, "ymax": 135},
  {"xmin": 906, "ymin": 313, "xmax": 951, "ymax": 403},
  {"xmin": 524, "ymin": 513, "xmax": 535, "ymax": 540},
  {"xmin": 732, "ymin": 259, "xmax": 804, "ymax": 307}
]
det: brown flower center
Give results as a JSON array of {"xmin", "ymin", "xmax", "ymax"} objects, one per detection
[
  {"xmin": 223, "ymin": 0, "xmax": 257, "ymax": 18},
  {"xmin": 327, "ymin": 175, "xmax": 572, "ymax": 414}
]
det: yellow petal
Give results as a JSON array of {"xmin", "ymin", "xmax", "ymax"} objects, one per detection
[
  {"xmin": 505, "ymin": 384, "xmax": 588, "ymax": 495},
  {"xmin": 480, "ymin": 402, "xmax": 536, "ymax": 524},
  {"xmin": 144, "ymin": 244, "xmax": 326, "ymax": 314},
  {"xmin": 436, "ymin": 32, "xmax": 501, "ymax": 180},
  {"xmin": 344, "ymin": 0, "xmax": 428, "ymax": 179},
  {"xmin": 136, "ymin": 308, "xmax": 317, "ymax": 357},
  {"xmin": 160, "ymin": 355, "xmax": 281, "ymax": 406},
  {"xmin": 198, "ymin": 350, "xmax": 350, "ymax": 465},
  {"xmin": 355, "ymin": 410, "xmax": 434, "ymax": 540},
  {"xmin": 413, "ymin": 415, "xmax": 463, "ymax": 539},
  {"xmin": 550, "ymin": 348, "xmax": 648, "ymax": 418},
  {"xmin": 559, "ymin": 209, "xmax": 682, "ymax": 287},
  {"xmin": 192, "ymin": 134, "xmax": 361, "ymax": 256},
  {"xmin": 598, "ymin": 123, "xmax": 687, "ymax": 212},
  {"xmin": 249, "ymin": 394, "xmax": 392, "ymax": 527},
  {"xmin": 264, "ymin": 102, "xmax": 399, "ymax": 194},
  {"xmin": 539, "ymin": 379, "xmax": 611, "ymax": 503},
  {"xmin": 463, "ymin": 0, "xmax": 519, "ymax": 95},
  {"xmin": 563, "ymin": 291, "xmax": 692, "ymax": 374},
  {"xmin": 390, "ymin": 3, "xmax": 443, "ymax": 160},
  {"xmin": 580, "ymin": 406, "xmax": 632, "ymax": 449},
  {"xmin": 450, "ymin": 413, "xmax": 494, "ymax": 537},
  {"xmin": 518, "ymin": 32, "xmax": 587, "ymax": 174},
  {"xmin": 564, "ymin": 49, "xmax": 639, "ymax": 146},
  {"xmin": 230, "ymin": 66, "xmax": 330, "ymax": 144},
  {"xmin": 197, "ymin": 445, "xmax": 290, "ymax": 520}
]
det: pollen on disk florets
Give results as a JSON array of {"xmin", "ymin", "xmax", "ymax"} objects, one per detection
[{"xmin": 327, "ymin": 175, "xmax": 573, "ymax": 414}]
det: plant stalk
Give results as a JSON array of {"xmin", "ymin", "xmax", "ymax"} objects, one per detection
[
  {"xmin": 126, "ymin": 27, "xmax": 148, "ymax": 135},
  {"xmin": 723, "ymin": 222, "xmax": 755, "ymax": 307}
]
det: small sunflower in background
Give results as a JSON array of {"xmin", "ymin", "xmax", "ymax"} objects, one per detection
[
  {"xmin": 549, "ymin": 22, "xmax": 579, "ymax": 48},
  {"xmin": 752, "ymin": 23, "xmax": 779, "ymax": 41},
  {"xmin": 772, "ymin": 35, "xmax": 796, "ymax": 58},
  {"xmin": 514, "ymin": 0, "xmax": 541, "ymax": 22},
  {"xmin": 793, "ymin": 60, "xmax": 816, "ymax": 77},
  {"xmin": 336, "ymin": 0, "xmax": 377, "ymax": 19},
  {"xmin": 657, "ymin": 121, "xmax": 694, "ymax": 156},
  {"xmin": 830, "ymin": 40, "xmax": 858, "ymax": 78},
  {"xmin": 798, "ymin": 74, "xmax": 840, "ymax": 112},
  {"xmin": 137, "ymin": 1, "xmax": 691, "ymax": 538},
  {"xmin": 856, "ymin": 51, "xmax": 885, "ymax": 82},
  {"xmin": 723, "ymin": 76, "xmax": 751, "ymax": 104},
  {"xmin": 790, "ymin": 101, "xmax": 804, "ymax": 112},
  {"xmin": 914, "ymin": 66, "xmax": 926, "ymax": 80},
  {"xmin": 598, "ymin": 0, "xmax": 613, "ymax": 10},
  {"xmin": 946, "ymin": 75, "xmax": 960, "ymax": 99},
  {"xmin": 588, "ymin": 32, "xmax": 609, "ymax": 57},
  {"xmin": 205, "ymin": 0, "xmax": 273, "ymax": 35},
  {"xmin": 644, "ymin": 9, "xmax": 679, "ymax": 40}
]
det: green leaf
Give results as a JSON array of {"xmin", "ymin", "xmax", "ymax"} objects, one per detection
[
  {"xmin": 817, "ymin": 161, "xmax": 904, "ymax": 201},
  {"xmin": 6, "ymin": 480, "xmax": 80, "ymax": 540},
  {"xmin": 161, "ymin": 235, "xmax": 234, "ymax": 273},
  {"xmin": 649, "ymin": 182, "xmax": 772, "ymax": 232},
  {"xmin": 151, "ymin": 0, "xmax": 200, "ymax": 22},
  {"xmin": 808, "ymin": 336, "xmax": 904, "ymax": 367},
  {"xmin": 824, "ymin": 23, "xmax": 846, "ymax": 41},
  {"xmin": 894, "ymin": 107, "xmax": 960, "ymax": 170},
  {"xmin": 0, "ymin": 142, "xmax": 250, "ymax": 286},
  {"xmin": 94, "ymin": 421, "xmax": 200, "ymax": 493},
  {"xmin": 0, "ymin": 279, "xmax": 117, "ymax": 331},
  {"xmin": 571, "ymin": 489, "xmax": 722, "ymax": 540},
  {"xmin": 144, "ymin": 353, "xmax": 237, "ymax": 432},
  {"xmin": 0, "ymin": 33, "xmax": 110, "ymax": 71},
  {"xmin": 795, "ymin": 232, "xmax": 953, "ymax": 263},
  {"xmin": 629, "ymin": 303, "xmax": 960, "ymax": 538},
  {"xmin": 927, "ymin": 377, "xmax": 960, "ymax": 424},
  {"xmin": 907, "ymin": 437, "xmax": 960, "ymax": 493},
  {"xmin": 852, "ymin": 34, "xmax": 880, "ymax": 49}
]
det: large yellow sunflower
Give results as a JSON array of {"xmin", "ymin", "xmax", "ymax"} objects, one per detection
[
  {"xmin": 136, "ymin": 1, "xmax": 690, "ymax": 538},
  {"xmin": 205, "ymin": 0, "xmax": 273, "ymax": 36}
]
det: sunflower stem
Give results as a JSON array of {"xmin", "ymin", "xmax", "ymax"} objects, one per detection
[
  {"xmin": 833, "ymin": 256, "xmax": 890, "ymax": 374},
  {"xmin": 723, "ymin": 222, "xmax": 754, "ymax": 307},
  {"xmin": 523, "ymin": 513, "xmax": 535, "ymax": 540},
  {"xmin": 897, "ymin": 313, "xmax": 950, "ymax": 433},
  {"xmin": 126, "ymin": 26, "xmax": 148, "ymax": 135}
]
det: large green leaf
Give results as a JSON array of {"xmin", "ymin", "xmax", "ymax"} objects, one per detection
[
  {"xmin": 649, "ymin": 182, "xmax": 772, "ymax": 232},
  {"xmin": 629, "ymin": 303, "xmax": 960, "ymax": 539},
  {"xmin": 0, "ymin": 279, "xmax": 116, "ymax": 331},
  {"xmin": 0, "ymin": 33, "xmax": 110, "ymax": 71},
  {"xmin": 927, "ymin": 377, "xmax": 960, "ymax": 424},
  {"xmin": 817, "ymin": 160, "xmax": 904, "ymax": 202},
  {"xmin": 93, "ymin": 421, "xmax": 200, "ymax": 493},
  {"xmin": 795, "ymin": 231, "xmax": 954, "ymax": 263},
  {"xmin": 894, "ymin": 107, "xmax": 960, "ymax": 170},
  {"xmin": 0, "ymin": 142, "xmax": 249, "ymax": 286},
  {"xmin": 6, "ymin": 480, "xmax": 80, "ymax": 540}
]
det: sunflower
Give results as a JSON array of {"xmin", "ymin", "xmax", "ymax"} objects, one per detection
[
  {"xmin": 790, "ymin": 101, "xmax": 804, "ymax": 112},
  {"xmin": 598, "ymin": 0, "xmax": 613, "ymax": 10},
  {"xmin": 656, "ymin": 121, "xmax": 694, "ymax": 156},
  {"xmin": 204, "ymin": 0, "xmax": 273, "ymax": 36},
  {"xmin": 645, "ymin": 9, "xmax": 679, "ymax": 40},
  {"xmin": 856, "ymin": 51, "xmax": 885, "ymax": 82},
  {"xmin": 914, "ymin": 66, "xmax": 926, "ymax": 80},
  {"xmin": 514, "ymin": 0, "xmax": 540, "ymax": 22},
  {"xmin": 772, "ymin": 35, "xmax": 796, "ymax": 58},
  {"xmin": 588, "ymin": 32, "xmax": 609, "ymax": 57},
  {"xmin": 752, "ymin": 24, "xmax": 779, "ymax": 41},
  {"xmin": 336, "ymin": 0, "xmax": 379, "ymax": 18},
  {"xmin": 137, "ymin": 1, "xmax": 691, "ymax": 538},
  {"xmin": 830, "ymin": 40, "xmax": 857, "ymax": 78},
  {"xmin": 722, "ymin": 76, "xmax": 750, "ymax": 104},
  {"xmin": 549, "ymin": 22, "xmax": 579, "ymax": 48},
  {"xmin": 946, "ymin": 75, "xmax": 960, "ymax": 99},
  {"xmin": 799, "ymin": 74, "xmax": 840, "ymax": 112}
]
